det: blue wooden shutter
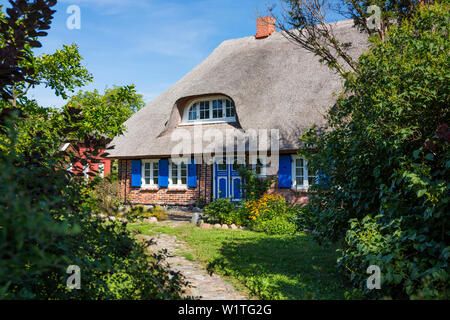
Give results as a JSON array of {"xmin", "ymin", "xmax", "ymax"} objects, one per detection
[
  {"xmin": 317, "ymin": 169, "xmax": 328, "ymax": 186},
  {"xmin": 158, "ymin": 159, "xmax": 169, "ymax": 187},
  {"xmin": 278, "ymin": 155, "xmax": 292, "ymax": 188},
  {"xmin": 131, "ymin": 160, "xmax": 142, "ymax": 187},
  {"xmin": 187, "ymin": 159, "xmax": 197, "ymax": 188}
]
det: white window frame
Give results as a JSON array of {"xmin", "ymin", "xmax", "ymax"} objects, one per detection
[
  {"xmin": 141, "ymin": 159, "xmax": 160, "ymax": 187},
  {"xmin": 169, "ymin": 160, "xmax": 188, "ymax": 187},
  {"xmin": 83, "ymin": 164, "xmax": 89, "ymax": 181},
  {"xmin": 181, "ymin": 96, "xmax": 236, "ymax": 125},
  {"xmin": 98, "ymin": 162, "xmax": 105, "ymax": 179},
  {"xmin": 291, "ymin": 155, "xmax": 316, "ymax": 190}
]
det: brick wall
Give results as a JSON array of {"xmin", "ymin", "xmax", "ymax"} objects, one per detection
[
  {"xmin": 119, "ymin": 160, "xmax": 212, "ymax": 206},
  {"xmin": 69, "ymin": 144, "xmax": 111, "ymax": 178},
  {"xmin": 266, "ymin": 176, "xmax": 309, "ymax": 206}
]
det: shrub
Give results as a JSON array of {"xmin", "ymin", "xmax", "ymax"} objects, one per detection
[
  {"xmin": 237, "ymin": 166, "xmax": 272, "ymax": 201},
  {"xmin": 90, "ymin": 178, "xmax": 121, "ymax": 216},
  {"xmin": 145, "ymin": 205, "xmax": 169, "ymax": 221},
  {"xmin": 0, "ymin": 121, "xmax": 187, "ymax": 299},
  {"xmin": 126, "ymin": 205, "xmax": 168, "ymax": 221},
  {"xmin": 300, "ymin": 4, "xmax": 449, "ymax": 298},
  {"xmin": 204, "ymin": 198, "xmax": 242, "ymax": 225},
  {"xmin": 244, "ymin": 194, "xmax": 299, "ymax": 235}
]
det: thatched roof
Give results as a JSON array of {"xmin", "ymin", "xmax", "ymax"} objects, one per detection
[{"xmin": 108, "ymin": 19, "xmax": 368, "ymax": 159}]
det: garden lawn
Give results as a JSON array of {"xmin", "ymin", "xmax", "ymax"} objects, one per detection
[{"xmin": 128, "ymin": 222, "xmax": 352, "ymax": 299}]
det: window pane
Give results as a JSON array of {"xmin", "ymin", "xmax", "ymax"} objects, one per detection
[
  {"xmin": 153, "ymin": 162, "xmax": 159, "ymax": 185},
  {"xmin": 181, "ymin": 163, "xmax": 187, "ymax": 185},
  {"xmin": 172, "ymin": 163, "xmax": 178, "ymax": 184},
  {"xmin": 189, "ymin": 104, "xmax": 198, "ymax": 120},
  {"xmin": 296, "ymin": 177, "xmax": 303, "ymax": 186},
  {"xmin": 212, "ymin": 99, "xmax": 223, "ymax": 119},
  {"xmin": 226, "ymin": 99, "xmax": 235, "ymax": 118},
  {"xmin": 296, "ymin": 158, "xmax": 304, "ymax": 168},
  {"xmin": 199, "ymin": 101, "xmax": 210, "ymax": 119},
  {"xmin": 218, "ymin": 160, "xmax": 227, "ymax": 171}
]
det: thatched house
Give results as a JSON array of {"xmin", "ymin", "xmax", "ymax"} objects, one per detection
[{"xmin": 107, "ymin": 18, "xmax": 367, "ymax": 206}]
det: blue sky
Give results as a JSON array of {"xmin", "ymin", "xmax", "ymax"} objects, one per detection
[{"xmin": 4, "ymin": 0, "xmax": 345, "ymax": 108}]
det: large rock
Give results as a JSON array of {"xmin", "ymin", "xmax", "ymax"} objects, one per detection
[
  {"xmin": 191, "ymin": 212, "xmax": 202, "ymax": 225},
  {"xmin": 200, "ymin": 223, "xmax": 212, "ymax": 229},
  {"xmin": 221, "ymin": 224, "xmax": 229, "ymax": 229},
  {"xmin": 230, "ymin": 224, "xmax": 238, "ymax": 230},
  {"xmin": 213, "ymin": 224, "xmax": 222, "ymax": 229}
]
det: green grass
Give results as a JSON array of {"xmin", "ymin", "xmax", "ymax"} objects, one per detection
[
  {"xmin": 127, "ymin": 222, "xmax": 181, "ymax": 235},
  {"xmin": 128, "ymin": 222, "xmax": 351, "ymax": 300}
]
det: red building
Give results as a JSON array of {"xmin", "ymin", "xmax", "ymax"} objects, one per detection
[{"xmin": 62, "ymin": 135, "xmax": 112, "ymax": 179}]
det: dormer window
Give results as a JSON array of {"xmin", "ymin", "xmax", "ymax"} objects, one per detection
[{"xmin": 183, "ymin": 96, "xmax": 236, "ymax": 124}]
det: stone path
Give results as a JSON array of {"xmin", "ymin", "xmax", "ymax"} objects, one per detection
[{"xmin": 140, "ymin": 227, "xmax": 247, "ymax": 300}]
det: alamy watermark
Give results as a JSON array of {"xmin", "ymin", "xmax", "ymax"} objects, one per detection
[
  {"xmin": 66, "ymin": 265, "xmax": 81, "ymax": 290},
  {"xmin": 66, "ymin": 5, "xmax": 81, "ymax": 30},
  {"xmin": 366, "ymin": 265, "xmax": 381, "ymax": 290},
  {"xmin": 366, "ymin": 5, "xmax": 382, "ymax": 31},
  {"xmin": 170, "ymin": 125, "xmax": 280, "ymax": 170}
]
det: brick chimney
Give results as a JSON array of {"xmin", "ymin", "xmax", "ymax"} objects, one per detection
[{"xmin": 255, "ymin": 16, "xmax": 276, "ymax": 39}]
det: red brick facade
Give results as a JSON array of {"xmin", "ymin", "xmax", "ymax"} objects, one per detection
[
  {"xmin": 68, "ymin": 143, "xmax": 112, "ymax": 178},
  {"xmin": 267, "ymin": 178, "xmax": 309, "ymax": 206},
  {"xmin": 119, "ymin": 160, "xmax": 212, "ymax": 206},
  {"xmin": 118, "ymin": 159, "xmax": 308, "ymax": 206}
]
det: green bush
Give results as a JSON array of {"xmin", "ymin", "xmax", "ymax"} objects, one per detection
[
  {"xmin": 204, "ymin": 198, "xmax": 243, "ymax": 225},
  {"xmin": 145, "ymin": 205, "xmax": 169, "ymax": 221},
  {"xmin": 300, "ymin": 3, "xmax": 449, "ymax": 299},
  {"xmin": 237, "ymin": 166, "xmax": 272, "ymax": 201},
  {"xmin": 256, "ymin": 216, "xmax": 298, "ymax": 235},
  {"xmin": 0, "ymin": 117, "xmax": 187, "ymax": 299},
  {"xmin": 244, "ymin": 194, "xmax": 299, "ymax": 235},
  {"xmin": 90, "ymin": 177, "xmax": 121, "ymax": 216},
  {"xmin": 127, "ymin": 205, "xmax": 169, "ymax": 221}
]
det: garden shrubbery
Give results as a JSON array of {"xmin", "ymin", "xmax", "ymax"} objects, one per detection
[
  {"xmin": 203, "ymin": 165, "xmax": 303, "ymax": 235},
  {"xmin": 204, "ymin": 194, "xmax": 302, "ymax": 235},
  {"xmin": 301, "ymin": 4, "xmax": 449, "ymax": 299},
  {"xmin": 90, "ymin": 177, "xmax": 122, "ymax": 216},
  {"xmin": 244, "ymin": 194, "xmax": 299, "ymax": 235},
  {"xmin": 0, "ymin": 122, "xmax": 186, "ymax": 299},
  {"xmin": 127, "ymin": 205, "xmax": 169, "ymax": 222},
  {"xmin": 204, "ymin": 198, "xmax": 246, "ymax": 225}
]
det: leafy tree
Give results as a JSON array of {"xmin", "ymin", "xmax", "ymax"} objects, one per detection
[
  {"xmin": 0, "ymin": 0, "xmax": 186, "ymax": 299},
  {"xmin": 300, "ymin": 3, "xmax": 449, "ymax": 298},
  {"xmin": 0, "ymin": 0, "xmax": 57, "ymax": 101},
  {"xmin": 64, "ymin": 85, "xmax": 144, "ymax": 139}
]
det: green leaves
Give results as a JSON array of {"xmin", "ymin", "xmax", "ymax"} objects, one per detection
[
  {"xmin": 300, "ymin": 3, "xmax": 450, "ymax": 299},
  {"xmin": 64, "ymin": 85, "xmax": 144, "ymax": 139},
  {"xmin": 33, "ymin": 44, "xmax": 93, "ymax": 99}
]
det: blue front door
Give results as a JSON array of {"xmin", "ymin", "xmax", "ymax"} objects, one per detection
[{"xmin": 214, "ymin": 158, "xmax": 242, "ymax": 202}]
